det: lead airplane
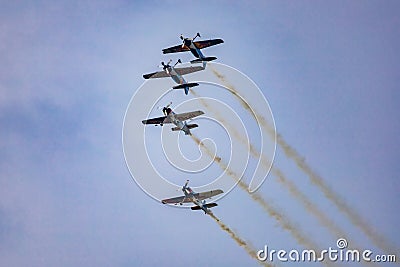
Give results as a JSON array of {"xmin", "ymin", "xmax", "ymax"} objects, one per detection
[
  {"xmin": 162, "ymin": 33, "xmax": 224, "ymax": 64},
  {"xmin": 161, "ymin": 180, "xmax": 223, "ymax": 214},
  {"xmin": 143, "ymin": 59, "xmax": 204, "ymax": 95},
  {"xmin": 141, "ymin": 103, "xmax": 204, "ymax": 136}
]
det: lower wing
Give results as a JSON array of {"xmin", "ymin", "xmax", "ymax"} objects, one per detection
[
  {"xmin": 142, "ymin": 116, "xmax": 171, "ymax": 125},
  {"xmin": 162, "ymin": 44, "xmax": 190, "ymax": 54},
  {"xmin": 161, "ymin": 195, "xmax": 192, "ymax": 204},
  {"xmin": 194, "ymin": 39, "xmax": 224, "ymax": 49},
  {"xmin": 174, "ymin": 110, "xmax": 204, "ymax": 121},
  {"xmin": 197, "ymin": 189, "xmax": 224, "ymax": 201},
  {"xmin": 174, "ymin": 66, "xmax": 205, "ymax": 76},
  {"xmin": 143, "ymin": 71, "xmax": 169, "ymax": 79}
]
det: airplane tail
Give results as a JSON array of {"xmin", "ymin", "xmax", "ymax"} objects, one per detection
[
  {"xmin": 186, "ymin": 124, "xmax": 198, "ymax": 129},
  {"xmin": 171, "ymin": 124, "xmax": 198, "ymax": 131},
  {"xmin": 190, "ymin": 57, "xmax": 217, "ymax": 63},
  {"xmin": 173, "ymin": 83, "xmax": 199, "ymax": 95},
  {"xmin": 171, "ymin": 124, "xmax": 198, "ymax": 135},
  {"xmin": 172, "ymin": 83, "xmax": 199, "ymax": 90},
  {"xmin": 191, "ymin": 203, "xmax": 218, "ymax": 210}
]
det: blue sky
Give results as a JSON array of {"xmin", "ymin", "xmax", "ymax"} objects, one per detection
[{"xmin": 1, "ymin": 1, "xmax": 399, "ymax": 266}]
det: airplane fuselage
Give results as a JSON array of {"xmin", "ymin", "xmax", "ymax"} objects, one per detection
[
  {"xmin": 183, "ymin": 39, "xmax": 205, "ymax": 59},
  {"xmin": 165, "ymin": 66, "xmax": 187, "ymax": 85},
  {"xmin": 182, "ymin": 186, "xmax": 210, "ymax": 214},
  {"xmin": 160, "ymin": 60, "xmax": 202, "ymax": 95},
  {"xmin": 166, "ymin": 111, "xmax": 191, "ymax": 135}
]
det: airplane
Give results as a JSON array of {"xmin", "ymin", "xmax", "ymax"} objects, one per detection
[
  {"xmin": 161, "ymin": 180, "xmax": 223, "ymax": 214},
  {"xmin": 162, "ymin": 33, "xmax": 224, "ymax": 64},
  {"xmin": 141, "ymin": 103, "xmax": 204, "ymax": 136},
  {"xmin": 143, "ymin": 59, "xmax": 204, "ymax": 95}
]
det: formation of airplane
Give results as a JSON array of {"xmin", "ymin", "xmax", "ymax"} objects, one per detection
[
  {"xmin": 141, "ymin": 102, "xmax": 204, "ymax": 136},
  {"xmin": 141, "ymin": 33, "xmax": 224, "ymax": 214},
  {"xmin": 163, "ymin": 33, "xmax": 224, "ymax": 64},
  {"xmin": 162, "ymin": 180, "xmax": 223, "ymax": 214},
  {"xmin": 143, "ymin": 59, "xmax": 204, "ymax": 95}
]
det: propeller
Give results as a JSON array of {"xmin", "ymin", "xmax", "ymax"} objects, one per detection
[
  {"xmin": 160, "ymin": 59, "xmax": 172, "ymax": 70},
  {"xmin": 178, "ymin": 180, "xmax": 189, "ymax": 205},
  {"xmin": 180, "ymin": 34, "xmax": 186, "ymax": 48},
  {"xmin": 157, "ymin": 101, "xmax": 172, "ymax": 110},
  {"xmin": 162, "ymin": 102, "xmax": 173, "ymax": 115},
  {"xmin": 183, "ymin": 179, "xmax": 189, "ymax": 190}
]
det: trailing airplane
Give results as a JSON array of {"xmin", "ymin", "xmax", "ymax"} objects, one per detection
[
  {"xmin": 161, "ymin": 180, "xmax": 223, "ymax": 214},
  {"xmin": 162, "ymin": 33, "xmax": 224, "ymax": 64},
  {"xmin": 143, "ymin": 59, "xmax": 204, "ymax": 95},
  {"xmin": 141, "ymin": 103, "xmax": 204, "ymax": 136}
]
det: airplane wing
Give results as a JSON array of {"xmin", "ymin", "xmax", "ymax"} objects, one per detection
[
  {"xmin": 161, "ymin": 195, "xmax": 192, "ymax": 204},
  {"xmin": 162, "ymin": 44, "xmax": 190, "ymax": 54},
  {"xmin": 174, "ymin": 66, "xmax": 205, "ymax": 76},
  {"xmin": 174, "ymin": 110, "xmax": 204, "ymax": 121},
  {"xmin": 142, "ymin": 116, "xmax": 172, "ymax": 125},
  {"xmin": 196, "ymin": 189, "xmax": 224, "ymax": 201},
  {"xmin": 143, "ymin": 71, "xmax": 169, "ymax": 79},
  {"xmin": 194, "ymin": 39, "xmax": 224, "ymax": 49}
]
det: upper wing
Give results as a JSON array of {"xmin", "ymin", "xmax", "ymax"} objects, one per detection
[
  {"xmin": 162, "ymin": 44, "xmax": 190, "ymax": 54},
  {"xmin": 142, "ymin": 116, "xmax": 172, "ymax": 125},
  {"xmin": 161, "ymin": 195, "xmax": 192, "ymax": 204},
  {"xmin": 174, "ymin": 110, "xmax": 204, "ymax": 121},
  {"xmin": 194, "ymin": 39, "xmax": 224, "ymax": 49},
  {"xmin": 175, "ymin": 66, "xmax": 205, "ymax": 76},
  {"xmin": 196, "ymin": 189, "xmax": 224, "ymax": 201},
  {"xmin": 143, "ymin": 71, "xmax": 169, "ymax": 79}
]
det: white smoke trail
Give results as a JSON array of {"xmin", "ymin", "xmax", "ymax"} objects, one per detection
[
  {"xmin": 208, "ymin": 213, "xmax": 273, "ymax": 266},
  {"xmin": 193, "ymin": 92, "xmax": 345, "ymax": 237},
  {"xmin": 191, "ymin": 135, "xmax": 324, "ymax": 255},
  {"xmin": 208, "ymin": 66, "xmax": 398, "ymax": 255}
]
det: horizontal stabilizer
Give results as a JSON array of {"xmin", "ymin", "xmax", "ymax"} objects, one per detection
[
  {"xmin": 186, "ymin": 124, "xmax": 198, "ymax": 129},
  {"xmin": 173, "ymin": 83, "xmax": 199, "ymax": 90},
  {"xmin": 191, "ymin": 203, "xmax": 218, "ymax": 210},
  {"xmin": 171, "ymin": 124, "xmax": 198, "ymax": 132},
  {"xmin": 190, "ymin": 57, "xmax": 217, "ymax": 63}
]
